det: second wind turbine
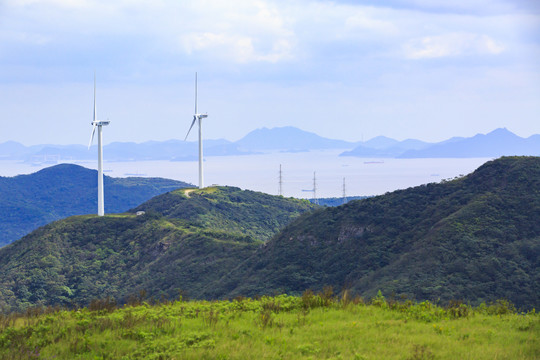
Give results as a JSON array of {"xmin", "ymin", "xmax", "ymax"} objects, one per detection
[
  {"xmin": 184, "ymin": 73, "xmax": 208, "ymax": 189},
  {"xmin": 88, "ymin": 74, "xmax": 110, "ymax": 216}
]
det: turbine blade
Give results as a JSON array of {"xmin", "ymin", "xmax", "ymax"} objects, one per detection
[
  {"xmin": 93, "ymin": 72, "xmax": 97, "ymax": 122},
  {"xmin": 88, "ymin": 124, "xmax": 97, "ymax": 149},
  {"xmin": 194, "ymin": 72, "xmax": 198, "ymax": 114},
  {"xmin": 184, "ymin": 117, "xmax": 197, "ymax": 141}
]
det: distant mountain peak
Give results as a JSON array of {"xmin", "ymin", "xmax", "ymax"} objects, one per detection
[
  {"xmin": 486, "ymin": 127, "xmax": 519, "ymax": 137},
  {"xmin": 236, "ymin": 126, "xmax": 355, "ymax": 151},
  {"xmin": 362, "ymin": 135, "xmax": 399, "ymax": 149}
]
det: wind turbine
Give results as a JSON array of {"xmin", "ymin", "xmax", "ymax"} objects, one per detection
[
  {"xmin": 184, "ymin": 72, "xmax": 208, "ymax": 189},
  {"xmin": 88, "ymin": 74, "xmax": 110, "ymax": 216}
]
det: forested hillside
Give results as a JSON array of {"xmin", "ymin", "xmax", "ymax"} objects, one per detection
[
  {"xmin": 0, "ymin": 164, "xmax": 190, "ymax": 246},
  {"xmin": 224, "ymin": 157, "xmax": 539, "ymax": 309},
  {"xmin": 0, "ymin": 157, "xmax": 538, "ymax": 312},
  {"xmin": 0, "ymin": 187, "xmax": 317, "ymax": 311}
]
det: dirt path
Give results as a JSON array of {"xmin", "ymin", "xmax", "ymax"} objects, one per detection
[{"xmin": 184, "ymin": 189, "xmax": 195, "ymax": 198}]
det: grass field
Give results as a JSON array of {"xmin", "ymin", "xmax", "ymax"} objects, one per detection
[{"xmin": 0, "ymin": 291, "xmax": 538, "ymax": 359}]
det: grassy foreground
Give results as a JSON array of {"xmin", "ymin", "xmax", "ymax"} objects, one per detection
[{"xmin": 0, "ymin": 292, "xmax": 538, "ymax": 359}]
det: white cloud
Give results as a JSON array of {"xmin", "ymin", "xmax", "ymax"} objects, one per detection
[
  {"xmin": 177, "ymin": 1, "xmax": 296, "ymax": 63},
  {"xmin": 403, "ymin": 32, "xmax": 505, "ymax": 59},
  {"xmin": 0, "ymin": 0, "xmax": 539, "ymax": 146},
  {"xmin": 181, "ymin": 32, "xmax": 294, "ymax": 63}
]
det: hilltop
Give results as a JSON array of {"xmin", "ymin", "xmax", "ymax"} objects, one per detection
[
  {"xmin": 133, "ymin": 186, "xmax": 317, "ymax": 242},
  {"xmin": 224, "ymin": 157, "xmax": 540, "ymax": 309},
  {"xmin": 0, "ymin": 163, "xmax": 190, "ymax": 246},
  {"xmin": 0, "ymin": 187, "xmax": 317, "ymax": 311}
]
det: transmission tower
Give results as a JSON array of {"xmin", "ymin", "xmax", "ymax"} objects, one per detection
[
  {"xmin": 313, "ymin": 171, "xmax": 318, "ymax": 205},
  {"xmin": 342, "ymin": 177, "xmax": 347, "ymax": 205},
  {"xmin": 278, "ymin": 164, "xmax": 283, "ymax": 196}
]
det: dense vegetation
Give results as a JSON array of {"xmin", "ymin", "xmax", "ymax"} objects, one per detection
[
  {"xmin": 133, "ymin": 186, "xmax": 317, "ymax": 242},
  {"xmin": 226, "ymin": 157, "xmax": 540, "ymax": 309},
  {"xmin": 0, "ymin": 187, "xmax": 316, "ymax": 311},
  {"xmin": 0, "ymin": 292, "xmax": 537, "ymax": 359},
  {"xmin": 0, "ymin": 157, "xmax": 538, "ymax": 313},
  {"xmin": 0, "ymin": 164, "xmax": 190, "ymax": 246}
]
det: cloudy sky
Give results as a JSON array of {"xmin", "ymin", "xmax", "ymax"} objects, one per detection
[{"xmin": 1, "ymin": 0, "xmax": 539, "ymax": 145}]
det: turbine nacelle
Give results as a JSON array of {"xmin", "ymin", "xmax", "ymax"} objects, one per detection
[
  {"xmin": 185, "ymin": 114, "xmax": 208, "ymax": 140},
  {"xmin": 91, "ymin": 120, "xmax": 111, "ymax": 126},
  {"xmin": 88, "ymin": 120, "xmax": 111, "ymax": 149}
]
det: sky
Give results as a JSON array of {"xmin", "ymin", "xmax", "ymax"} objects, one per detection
[{"xmin": 1, "ymin": 0, "xmax": 539, "ymax": 145}]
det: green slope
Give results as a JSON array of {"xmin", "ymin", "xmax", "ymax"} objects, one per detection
[
  {"xmin": 133, "ymin": 186, "xmax": 316, "ymax": 242},
  {"xmin": 1, "ymin": 296, "xmax": 538, "ymax": 359},
  {"xmin": 0, "ymin": 163, "xmax": 190, "ymax": 246},
  {"xmin": 0, "ymin": 187, "xmax": 317, "ymax": 311},
  {"xmin": 225, "ymin": 157, "xmax": 540, "ymax": 309}
]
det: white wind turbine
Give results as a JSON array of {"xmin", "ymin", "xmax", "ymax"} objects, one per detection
[
  {"xmin": 88, "ymin": 74, "xmax": 110, "ymax": 216},
  {"xmin": 184, "ymin": 72, "xmax": 208, "ymax": 189}
]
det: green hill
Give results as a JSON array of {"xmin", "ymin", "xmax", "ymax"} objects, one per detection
[
  {"xmin": 133, "ymin": 186, "xmax": 317, "ymax": 242},
  {"xmin": 0, "ymin": 164, "xmax": 190, "ymax": 247},
  {"xmin": 224, "ymin": 157, "xmax": 540, "ymax": 309},
  {"xmin": 0, "ymin": 157, "xmax": 538, "ymax": 312},
  {"xmin": 0, "ymin": 187, "xmax": 317, "ymax": 311}
]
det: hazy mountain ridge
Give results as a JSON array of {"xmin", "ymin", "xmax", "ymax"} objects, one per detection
[
  {"xmin": 0, "ymin": 164, "xmax": 191, "ymax": 247},
  {"xmin": 342, "ymin": 128, "xmax": 540, "ymax": 158},
  {"xmin": 398, "ymin": 128, "xmax": 540, "ymax": 158},
  {"xmin": 5, "ymin": 127, "xmax": 538, "ymax": 162}
]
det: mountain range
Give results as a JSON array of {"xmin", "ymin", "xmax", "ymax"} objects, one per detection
[
  {"xmin": 341, "ymin": 128, "xmax": 540, "ymax": 158},
  {"xmin": 0, "ymin": 156, "xmax": 537, "ymax": 311},
  {"xmin": 0, "ymin": 164, "xmax": 191, "ymax": 247},
  {"xmin": 2, "ymin": 127, "xmax": 538, "ymax": 162}
]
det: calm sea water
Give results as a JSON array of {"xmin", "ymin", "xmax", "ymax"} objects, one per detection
[{"xmin": 0, "ymin": 151, "xmax": 493, "ymax": 199}]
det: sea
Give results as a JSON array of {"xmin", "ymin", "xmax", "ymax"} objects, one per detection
[{"xmin": 0, "ymin": 150, "xmax": 493, "ymax": 199}]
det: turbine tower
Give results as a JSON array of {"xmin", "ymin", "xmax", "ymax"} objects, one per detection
[
  {"xmin": 88, "ymin": 74, "xmax": 110, "ymax": 216},
  {"xmin": 184, "ymin": 73, "xmax": 208, "ymax": 189}
]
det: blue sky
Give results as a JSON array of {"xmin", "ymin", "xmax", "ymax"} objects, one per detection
[{"xmin": 1, "ymin": 0, "xmax": 539, "ymax": 145}]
